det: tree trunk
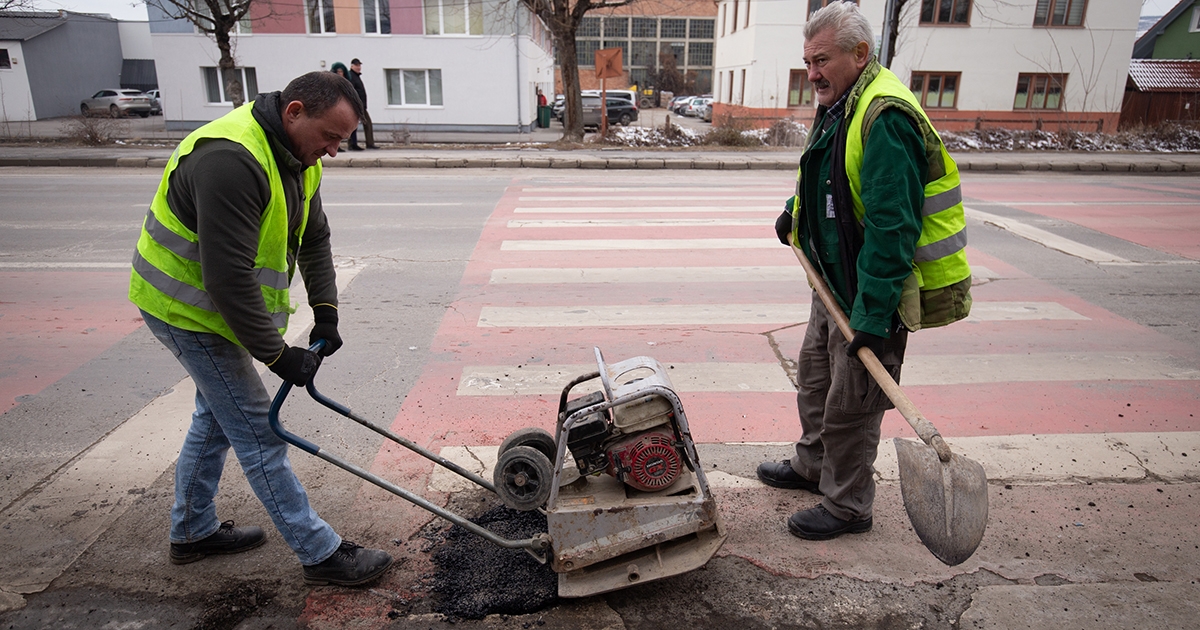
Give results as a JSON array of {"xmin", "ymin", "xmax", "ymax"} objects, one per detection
[
  {"xmin": 556, "ymin": 35, "xmax": 585, "ymax": 142},
  {"xmin": 215, "ymin": 29, "xmax": 244, "ymax": 108}
]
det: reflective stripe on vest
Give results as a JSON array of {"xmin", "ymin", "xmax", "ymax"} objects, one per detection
[
  {"xmin": 128, "ymin": 102, "xmax": 321, "ymax": 346},
  {"xmin": 844, "ymin": 65, "xmax": 971, "ymax": 291}
]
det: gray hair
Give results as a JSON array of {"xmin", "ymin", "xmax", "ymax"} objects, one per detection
[{"xmin": 804, "ymin": 1, "xmax": 875, "ymax": 59}]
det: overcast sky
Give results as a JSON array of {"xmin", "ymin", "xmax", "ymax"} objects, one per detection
[{"xmin": 28, "ymin": 0, "xmax": 1189, "ymax": 24}]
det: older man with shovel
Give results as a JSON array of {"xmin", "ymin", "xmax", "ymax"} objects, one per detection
[{"xmin": 758, "ymin": 2, "xmax": 975, "ymax": 546}]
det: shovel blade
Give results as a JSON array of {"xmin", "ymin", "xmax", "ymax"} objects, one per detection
[{"xmin": 893, "ymin": 437, "xmax": 988, "ymax": 566}]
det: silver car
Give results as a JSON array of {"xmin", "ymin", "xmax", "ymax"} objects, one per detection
[
  {"xmin": 146, "ymin": 89, "xmax": 162, "ymax": 115},
  {"xmin": 81, "ymin": 89, "xmax": 152, "ymax": 118}
]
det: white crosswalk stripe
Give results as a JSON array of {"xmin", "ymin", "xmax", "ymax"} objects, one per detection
[{"xmin": 502, "ymin": 238, "xmax": 781, "ymax": 250}]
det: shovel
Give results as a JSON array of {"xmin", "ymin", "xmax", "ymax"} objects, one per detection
[{"xmin": 788, "ymin": 235, "xmax": 987, "ymax": 566}]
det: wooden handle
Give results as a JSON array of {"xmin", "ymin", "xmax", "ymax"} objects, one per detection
[{"xmin": 788, "ymin": 234, "xmax": 952, "ymax": 462}]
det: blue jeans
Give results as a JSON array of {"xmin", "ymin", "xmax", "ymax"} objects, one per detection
[{"xmin": 141, "ymin": 310, "xmax": 341, "ymax": 566}]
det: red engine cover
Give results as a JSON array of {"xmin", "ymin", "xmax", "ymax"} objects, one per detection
[{"xmin": 606, "ymin": 429, "xmax": 682, "ymax": 492}]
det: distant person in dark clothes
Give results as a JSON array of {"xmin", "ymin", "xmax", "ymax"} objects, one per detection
[
  {"xmin": 348, "ymin": 58, "xmax": 377, "ymax": 149},
  {"xmin": 129, "ymin": 71, "xmax": 393, "ymax": 586}
]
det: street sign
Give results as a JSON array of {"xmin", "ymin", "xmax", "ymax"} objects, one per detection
[{"xmin": 595, "ymin": 48, "xmax": 623, "ymax": 80}]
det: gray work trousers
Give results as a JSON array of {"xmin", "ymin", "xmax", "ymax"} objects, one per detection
[{"xmin": 790, "ymin": 293, "xmax": 907, "ymax": 522}]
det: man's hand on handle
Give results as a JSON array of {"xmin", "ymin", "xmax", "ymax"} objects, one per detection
[
  {"xmin": 268, "ymin": 346, "xmax": 323, "ymax": 386},
  {"xmin": 309, "ymin": 304, "xmax": 342, "ymax": 357},
  {"xmin": 846, "ymin": 331, "xmax": 886, "ymax": 359}
]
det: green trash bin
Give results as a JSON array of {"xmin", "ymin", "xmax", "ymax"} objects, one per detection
[{"xmin": 538, "ymin": 105, "xmax": 551, "ymax": 128}]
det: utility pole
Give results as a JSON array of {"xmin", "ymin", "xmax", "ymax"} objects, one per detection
[{"xmin": 879, "ymin": 0, "xmax": 898, "ymax": 67}]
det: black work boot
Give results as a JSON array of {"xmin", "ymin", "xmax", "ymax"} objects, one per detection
[
  {"xmin": 756, "ymin": 460, "xmax": 822, "ymax": 494},
  {"xmin": 170, "ymin": 520, "xmax": 266, "ymax": 565},
  {"xmin": 303, "ymin": 541, "xmax": 393, "ymax": 586},
  {"xmin": 787, "ymin": 505, "xmax": 872, "ymax": 541}
]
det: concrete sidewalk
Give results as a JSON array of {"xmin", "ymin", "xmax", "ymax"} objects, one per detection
[{"xmin": 0, "ymin": 143, "xmax": 1198, "ymax": 172}]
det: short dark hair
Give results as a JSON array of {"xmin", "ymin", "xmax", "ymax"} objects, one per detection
[
  {"xmin": 281, "ymin": 71, "xmax": 364, "ymax": 121},
  {"xmin": 351, "ymin": 58, "xmax": 361, "ymax": 65}
]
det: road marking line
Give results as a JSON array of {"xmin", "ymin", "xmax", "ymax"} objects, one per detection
[
  {"xmin": 513, "ymin": 206, "xmax": 778, "ymax": 214},
  {"xmin": 476, "ymin": 301, "xmax": 1084, "ymax": 327},
  {"xmin": 428, "ymin": 431, "xmax": 1200, "ymax": 492},
  {"xmin": 501, "ymin": 238, "xmax": 779, "ymax": 251},
  {"xmin": 455, "ymin": 352, "xmax": 1196, "ymax": 396},
  {"xmin": 0, "ymin": 266, "xmax": 364, "ymax": 599},
  {"xmin": 478, "ymin": 303, "xmax": 808, "ymax": 327},
  {"xmin": 457, "ymin": 363, "xmax": 796, "ymax": 396},
  {"xmin": 507, "ymin": 218, "xmax": 774, "ymax": 228},
  {"xmin": 0, "ymin": 262, "xmax": 130, "ymax": 269},
  {"xmin": 490, "ymin": 265, "xmax": 1010, "ymax": 285},
  {"xmin": 490, "ymin": 266, "xmax": 805, "ymax": 284},
  {"xmin": 965, "ymin": 207, "xmax": 1130, "ymax": 264}
]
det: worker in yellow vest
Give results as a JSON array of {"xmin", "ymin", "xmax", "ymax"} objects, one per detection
[
  {"xmin": 757, "ymin": 2, "xmax": 971, "ymax": 541},
  {"xmin": 129, "ymin": 71, "xmax": 393, "ymax": 586}
]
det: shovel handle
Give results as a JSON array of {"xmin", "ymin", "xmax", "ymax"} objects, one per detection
[{"xmin": 789, "ymin": 235, "xmax": 952, "ymax": 462}]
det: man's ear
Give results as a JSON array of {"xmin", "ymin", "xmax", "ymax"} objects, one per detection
[
  {"xmin": 854, "ymin": 41, "xmax": 871, "ymax": 69},
  {"xmin": 283, "ymin": 100, "xmax": 305, "ymax": 122}
]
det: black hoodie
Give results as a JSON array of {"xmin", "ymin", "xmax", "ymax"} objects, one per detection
[{"xmin": 163, "ymin": 92, "xmax": 337, "ymax": 363}]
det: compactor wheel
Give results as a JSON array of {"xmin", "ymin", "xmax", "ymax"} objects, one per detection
[
  {"xmin": 498, "ymin": 427, "xmax": 556, "ymax": 461},
  {"xmin": 494, "ymin": 445, "xmax": 553, "ymax": 511}
]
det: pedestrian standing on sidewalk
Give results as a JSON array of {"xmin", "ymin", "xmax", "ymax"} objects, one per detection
[
  {"xmin": 129, "ymin": 71, "xmax": 394, "ymax": 586},
  {"xmin": 758, "ymin": 2, "xmax": 971, "ymax": 541},
  {"xmin": 348, "ymin": 58, "xmax": 377, "ymax": 149}
]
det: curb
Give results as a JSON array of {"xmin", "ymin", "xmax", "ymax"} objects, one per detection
[{"xmin": 2, "ymin": 155, "xmax": 1198, "ymax": 172}]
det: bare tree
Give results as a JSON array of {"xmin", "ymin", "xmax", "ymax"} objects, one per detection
[
  {"xmin": 144, "ymin": 0, "xmax": 263, "ymax": 107},
  {"xmin": 512, "ymin": 0, "xmax": 637, "ymax": 141},
  {"xmin": 0, "ymin": 0, "xmax": 37, "ymax": 11}
]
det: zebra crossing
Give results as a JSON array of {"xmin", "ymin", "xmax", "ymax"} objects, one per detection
[{"xmin": 372, "ymin": 178, "xmax": 1200, "ymax": 486}]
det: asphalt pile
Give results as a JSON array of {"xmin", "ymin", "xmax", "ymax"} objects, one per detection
[{"xmin": 429, "ymin": 505, "xmax": 558, "ymax": 619}]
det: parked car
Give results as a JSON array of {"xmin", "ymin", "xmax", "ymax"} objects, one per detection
[
  {"xmin": 580, "ymin": 95, "xmax": 638, "ymax": 128},
  {"xmin": 80, "ymin": 89, "xmax": 152, "ymax": 118},
  {"xmin": 700, "ymin": 101, "xmax": 713, "ymax": 122},
  {"xmin": 552, "ymin": 95, "xmax": 565, "ymax": 122},
  {"xmin": 146, "ymin": 89, "xmax": 162, "ymax": 115},
  {"xmin": 669, "ymin": 95, "xmax": 694, "ymax": 114},
  {"xmin": 686, "ymin": 97, "xmax": 713, "ymax": 117}
]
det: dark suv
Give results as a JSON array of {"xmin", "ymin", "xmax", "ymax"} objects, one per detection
[{"xmin": 580, "ymin": 95, "xmax": 638, "ymax": 128}]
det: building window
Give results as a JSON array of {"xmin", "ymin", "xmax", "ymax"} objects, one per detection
[
  {"xmin": 203, "ymin": 67, "xmax": 258, "ymax": 104},
  {"xmin": 788, "ymin": 70, "xmax": 813, "ymax": 107},
  {"xmin": 1013, "ymin": 73, "xmax": 1065, "ymax": 110},
  {"xmin": 721, "ymin": 4, "xmax": 727, "ymax": 37},
  {"xmin": 690, "ymin": 19, "xmax": 714, "ymax": 39},
  {"xmin": 603, "ymin": 40, "xmax": 630, "ymax": 60},
  {"xmin": 662, "ymin": 18, "xmax": 687, "ymax": 38},
  {"xmin": 0, "ymin": 49, "xmax": 10, "ymax": 70},
  {"xmin": 688, "ymin": 42, "xmax": 713, "ymax": 67},
  {"xmin": 631, "ymin": 41, "xmax": 657, "ymax": 67},
  {"xmin": 363, "ymin": 0, "xmax": 391, "ymax": 34},
  {"xmin": 632, "ymin": 17, "xmax": 657, "ymax": 38},
  {"xmin": 910, "ymin": 71, "xmax": 959, "ymax": 108},
  {"xmin": 739, "ymin": 68, "xmax": 746, "ymax": 104},
  {"xmin": 727, "ymin": 70, "xmax": 734, "ymax": 101},
  {"xmin": 1192, "ymin": 6, "xmax": 1200, "ymax": 32},
  {"xmin": 731, "ymin": 0, "xmax": 738, "ymax": 33},
  {"xmin": 743, "ymin": 0, "xmax": 750, "ymax": 28},
  {"xmin": 920, "ymin": 0, "xmax": 970, "ymax": 25},
  {"xmin": 424, "ymin": 0, "xmax": 483, "ymax": 36},
  {"xmin": 579, "ymin": 17, "xmax": 600, "ymax": 37},
  {"xmin": 577, "ymin": 39, "xmax": 600, "ymax": 67},
  {"xmin": 604, "ymin": 17, "xmax": 628, "ymax": 38},
  {"xmin": 1033, "ymin": 0, "xmax": 1085, "ymax": 27},
  {"xmin": 386, "ymin": 69, "xmax": 443, "ymax": 106},
  {"xmin": 809, "ymin": 0, "xmax": 858, "ymax": 14},
  {"xmin": 306, "ymin": 0, "xmax": 335, "ymax": 33}
]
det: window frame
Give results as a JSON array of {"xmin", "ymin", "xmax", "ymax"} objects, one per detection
[
  {"xmin": 385, "ymin": 68, "xmax": 444, "ymax": 107},
  {"xmin": 909, "ymin": 71, "xmax": 961, "ymax": 109},
  {"xmin": 787, "ymin": 69, "xmax": 813, "ymax": 108},
  {"xmin": 202, "ymin": 66, "xmax": 258, "ymax": 105},
  {"xmin": 919, "ymin": 0, "xmax": 972, "ymax": 26},
  {"xmin": 1013, "ymin": 72, "xmax": 1066, "ymax": 111},
  {"xmin": 1033, "ymin": 0, "xmax": 1087, "ymax": 28},
  {"xmin": 306, "ymin": 0, "xmax": 336, "ymax": 34},
  {"xmin": 1190, "ymin": 6, "xmax": 1200, "ymax": 33},
  {"xmin": 423, "ymin": 0, "xmax": 484, "ymax": 36},
  {"xmin": 808, "ymin": 0, "xmax": 859, "ymax": 15},
  {"xmin": 0, "ymin": 49, "xmax": 10, "ymax": 70},
  {"xmin": 362, "ymin": 0, "xmax": 392, "ymax": 35}
]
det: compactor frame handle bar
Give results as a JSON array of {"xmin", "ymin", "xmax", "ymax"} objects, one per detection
[{"xmin": 267, "ymin": 340, "xmax": 551, "ymax": 559}]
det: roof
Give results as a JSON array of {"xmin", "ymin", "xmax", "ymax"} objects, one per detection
[
  {"xmin": 0, "ymin": 10, "xmax": 115, "ymax": 42},
  {"xmin": 1128, "ymin": 59, "xmax": 1200, "ymax": 92},
  {"xmin": 1133, "ymin": 0, "xmax": 1197, "ymax": 59}
]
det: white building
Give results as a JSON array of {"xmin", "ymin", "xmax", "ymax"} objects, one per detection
[
  {"xmin": 148, "ymin": 0, "xmax": 555, "ymax": 132},
  {"xmin": 712, "ymin": 0, "xmax": 1140, "ymax": 132}
]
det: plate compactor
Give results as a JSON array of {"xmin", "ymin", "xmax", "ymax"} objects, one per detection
[{"xmin": 269, "ymin": 345, "xmax": 726, "ymax": 598}]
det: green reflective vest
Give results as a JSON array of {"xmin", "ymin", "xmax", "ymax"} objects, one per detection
[{"xmin": 128, "ymin": 103, "xmax": 322, "ymax": 346}]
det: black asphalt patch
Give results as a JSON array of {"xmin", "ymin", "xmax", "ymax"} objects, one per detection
[{"xmin": 429, "ymin": 505, "xmax": 558, "ymax": 619}]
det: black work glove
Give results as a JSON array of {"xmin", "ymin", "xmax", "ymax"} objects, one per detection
[
  {"xmin": 268, "ymin": 345, "xmax": 323, "ymax": 387},
  {"xmin": 775, "ymin": 198, "xmax": 795, "ymax": 246},
  {"xmin": 309, "ymin": 305, "xmax": 342, "ymax": 357},
  {"xmin": 846, "ymin": 331, "xmax": 887, "ymax": 359}
]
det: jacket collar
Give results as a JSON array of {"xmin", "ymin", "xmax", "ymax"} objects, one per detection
[
  {"xmin": 843, "ymin": 56, "xmax": 883, "ymax": 120},
  {"xmin": 251, "ymin": 92, "xmax": 305, "ymax": 174}
]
